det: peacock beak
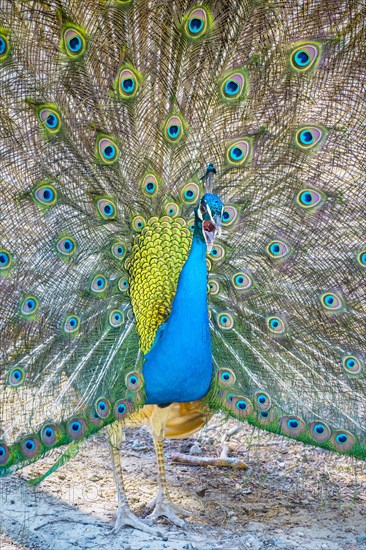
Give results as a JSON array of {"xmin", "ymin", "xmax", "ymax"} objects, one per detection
[{"xmin": 203, "ymin": 214, "xmax": 221, "ymax": 253}]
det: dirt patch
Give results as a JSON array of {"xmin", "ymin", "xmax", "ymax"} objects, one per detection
[{"xmin": 1, "ymin": 416, "xmax": 365, "ymax": 549}]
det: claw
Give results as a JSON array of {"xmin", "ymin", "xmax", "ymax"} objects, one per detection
[
  {"xmin": 112, "ymin": 506, "xmax": 162, "ymax": 536},
  {"xmin": 145, "ymin": 490, "xmax": 191, "ymax": 527}
]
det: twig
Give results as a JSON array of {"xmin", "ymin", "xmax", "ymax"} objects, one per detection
[{"xmin": 171, "ymin": 452, "xmax": 248, "ymax": 469}]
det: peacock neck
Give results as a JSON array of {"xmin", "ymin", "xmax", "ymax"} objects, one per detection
[{"xmin": 142, "ymin": 223, "xmax": 212, "ymax": 404}]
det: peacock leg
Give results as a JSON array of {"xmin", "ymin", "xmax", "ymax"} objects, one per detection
[
  {"xmin": 146, "ymin": 405, "xmax": 190, "ymax": 527},
  {"xmin": 107, "ymin": 423, "xmax": 159, "ymax": 535}
]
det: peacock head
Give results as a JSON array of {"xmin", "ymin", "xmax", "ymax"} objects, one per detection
[{"xmin": 195, "ymin": 193, "xmax": 223, "ymax": 252}]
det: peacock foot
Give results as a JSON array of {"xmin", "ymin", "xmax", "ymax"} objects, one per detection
[
  {"xmin": 145, "ymin": 490, "xmax": 190, "ymax": 527},
  {"xmin": 112, "ymin": 506, "xmax": 161, "ymax": 536}
]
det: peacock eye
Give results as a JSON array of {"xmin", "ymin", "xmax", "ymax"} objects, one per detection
[
  {"xmin": 109, "ymin": 309, "xmax": 124, "ymax": 327},
  {"xmin": 296, "ymin": 188, "xmax": 325, "ymax": 209},
  {"xmin": 291, "ymin": 43, "xmax": 320, "ymax": 72},
  {"xmin": 8, "ymin": 367, "xmax": 25, "ymax": 387},
  {"xmin": 0, "ymin": 249, "xmax": 12, "ymax": 270},
  {"xmin": 57, "ymin": 237, "xmax": 76, "ymax": 256},
  {"xmin": 221, "ymin": 205, "xmax": 238, "ymax": 226},
  {"xmin": 132, "ymin": 215, "xmax": 146, "ymax": 231},
  {"xmin": 208, "ymin": 279, "xmax": 220, "ymax": 295},
  {"xmin": 184, "ymin": 7, "xmax": 210, "ymax": 39},
  {"xmin": 96, "ymin": 198, "xmax": 117, "ymax": 220},
  {"xmin": 40, "ymin": 423, "xmax": 59, "ymax": 446},
  {"xmin": 118, "ymin": 67, "xmax": 140, "ymax": 99},
  {"xmin": 254, "ymin": 391, "xmax": 271, "ymax": 411},
  {"xmin": 96, "ymin": 136, "xmax": 120, "ymax": 165},
  {"xmin": 332, "ymin": 430, "xmax": 355, "ymax": 452},
  {"xmin": 220, "ymin": 70, "xmax": 248, "ymax": 101},
  {"xmin": 309, "ymin": 421, "xmax": 331, "ymax": 442},
  {"xmin": 63, "ymin": 27, "xmax": 87, "ymax": 59},
  {"xmin": 209, "ymin": 244, "xmax": 225, "ymax": 261},
  {"xmin": 95, "ymin": 397, "xmax": 111, "ymax": 419},
  {"xmin": 218, "ymin": 368, "xmax": 236, "ymax": 386},
  {"xmin": 114, "ymin": 399, "xmax": 130, "ymax": 420},
  {"xmin": 266, "ymin": 240, "xmax": 291, "ymax": 260},
  {"xmin": 0, "ymin": 33, "xmax": 10, "ymax": 61},
  {"xmin": 164, "ymin": 202, "xmax": 180, "ymax": 217},
  {"xmin": 232, "ymin": 272, "xmax": 253, "ymax": 291},
  {"xmin": 0, "ymin": 443, "xmax": 10, "ymax": 465},
  {"xmin": 64, "ymin": 315, "xmax": 80, "ymax": 334},
  {"xmin": 342, "ymin": 355, "xmax": 363, "ymax": 375},
  {"xmin": 217, "ymin": 312, "xmax": 234, "ymax": 330},
  {"xmin": 20, "ymin": 436, "xmax": 41, "ymax": 458},
  {"xmin": 181, "ymin": 182, "xmax": 200, "ymax": 203},
  {"xmin": 20, "ymin": 296, "xmax": 38, "ymax": 316},
  {"xmin": 118, "ymin": 277, "xmax": 129, "ymax": 292},
  {"xmin": 126, "ymin": 371, "xmax": 142, "ymax": 391},
  {"xmin": 321, "ymin": 292, "xmax": 343, "ymax": 312},
  {"xmin": 33, "ymin": 182, "xmax": 57, "ymax": 207},
  {"xmin": 164, "ymin": 115, "xmax": 185, "ymax": 144},
  {"xmin": 38, "ymin": 107, "xmax": 61, "ymax": 134},
  {"xmin": 267, "ymin": 316, "xmax": 286, "ymax": 335},
  {"xmin": 295, "ymin": 125, "xmax": 326, "ymax": 151},
  {"xmin": 67, "ymin": 418, "xmax": 87, "ymax": 440},
  {"xmin": 226, "ymin": 139, "xmax": 252, "ymax": 166},
  {"xmin": 280, "ymin": 415, "xmax": 305, "ymax": 436},
  {"xmin": 142, "ymin": 174, "xmax": 159, "ymax": 197},
  {"xmin": 357, "ymin": 250, "xmax": 366, "ymax": 267},
  {"xmin": 111, "ymin": 242, "xmax": 126, "ymax": 260},
  {"xmin": 91, "ymin": 274, "xmax": 107, "ymax": 293}
]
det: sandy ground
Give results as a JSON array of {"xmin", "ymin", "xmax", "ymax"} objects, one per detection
[{"xmin": 1, "ymin": 416, "xmax": 366, "ymax": 550}]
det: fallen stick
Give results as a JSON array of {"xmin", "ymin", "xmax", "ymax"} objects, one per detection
[{"xmin": 171, "ymin": 452, "xmax": 248, "ymax": 469}]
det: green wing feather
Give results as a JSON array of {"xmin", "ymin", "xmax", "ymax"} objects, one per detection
[{"xmin": 0, "ymin": 0, "xmax": 365, "ymax": 479}]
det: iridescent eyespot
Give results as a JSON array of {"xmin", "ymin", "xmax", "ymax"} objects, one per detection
[
  {"xmin": 91, "ymin": 274, "xmax": 107, "ymax": 293},
  {"xmin": 209, "ymin": 244, "xmax": 225, "ymax": 261},
  {"xmin": 295, "ymin": 125, "xmax": 326, "ymax": 151},
  {"xmin": 218, "ymin": 368, "xmax": 236, "ymax": 386},
  {"xmin": 232, "ymin": 272, "xmax": 253, "ymax": 291},
  {"xmin": 20, "ymin": 296, "xmax": 38, "ymax": 316},
  {"xmin": 220, "ymin": 69, "xmax": 248, "ymax": 102},
  {"xmin": 332, "ymin": 430, "xmax": 356, "ymax": 452},
  {"xmin": 0, "ymin": 443, "xmax": 10, "ymax": 465},
  {"xmin": 114, "ymin": 399, "xmax": 131, "ymax": 420},
  {"xmin": 66, "ymin": 418, "xmax": 87, "ymax": 440},
  {"xmin": 0, "ymin": 249, "xmax": 12, "ymax": 271},
  {"xmin": 112, "ymin": 242, "xmax": 126, "ymax": 260},
  {"xmin": 164, "ymin": 115, "xmax": 185, "ymax": 144},
  {"xmin": 357, "ymin": 250, "xmax": 366, "ymax": 267},
  {"xmin": 126, "ymin": 371, "xmax": 142, "ymax": 391},
  {"xmin": 20, "ymin": 436, "xmax": 41, "ymax": 458},
  {"xmin": 280, "ymin": 415, "xmax": 305, "ymax": 436},
  {"xmin": 183, "ymin": 7, "xmax": 210, "ymax": 39},
  {"xmin": 266, "ymin": 240, "xmax": 291, "ymax": 260},
  {"xmin": 96, "ymin": 198, "xmax": 117, "ymax": 220},
  {"xmin": 118, "ymin": 277, "xmax": 129, "ymax": 292},
  {"xmin": 258, "ymin": 409, "xmax": 274, "ymax": 424},
  {"xmin": 63, "ymin": 27, "xmax": 87, "ymax": 59},
  {"xmin": 321, "ymin": 292, "xmax": 343, "ymax": 312},
  {"xmin": 181, "ymin": 182, "xmax": 200, "ymax": 204},
  {"xmin": 95, "ymin": 397, "xmax": 111, "ymax": 419},
  {"xmin": 208, "ymin": 279, "xmax": 220, "ymax": 295},
  {"xmin": 255, "ymin": 391, "xmax": 271, "ymax": 411},
  {"xmin": 40, "ymin": 423, "xmax": 59, "ymax": 446},
  {"xmin": 109, "ymin": 309, "xmax": 124, "ymax": 327},
  {"xmin": 33, "ymin": 182, "xmax": 57, "ymax": 207},
  {"xmin": 290, "ymin": 43, "xmax": 320, "ymax": 72},
  {"xmin": 164, "ymin": 202, "xmax": 180, "ymax": 217},
  {"xmin": 309, "ymin": 421, "xmax": 331, "ymax": 443},
  {"xmin": 231, "ymin": 396, "xmax": 253, "ymax": 417},
  {"xmin": 221, "ymin": 205, "xmax": 239, "ymax": 226},
  {"xmin": 57, "ymin": 237, "xmax": 76, "ymax": 257},
  {"xmin": 96, "ymin": 135, "xmax": 120, "ymax": 165},
  {"xmin": 38, "ymin": 107, "xmax": 61, "ymax": 134},
  {"xmin": 187, "ymin": 218, "xmax": 195, "ymax": 232},
  {"xmin": 267, "ymin": 316, "xmax": 286, "ymax": 335},
  {"xmin": 8, "ymin": 367, "xmax": 25, "ymax": 387},
  {"xmin": 132, "ymin": 215, "xmax": 146, "ymax": 231},
  {"xmin": 63, "ymin": 315, "xmax": 80, "ymax": 334},
  {"xmin": 0, "ymin": 33, "xmax": 10, "ymax": 61},
  {"xmin": 226, "ymin": 139, "xmax": 252, "ymax": 166},
  {"xmin": 117, "ymin": 66, "xmax": 141, "ymax": 99},
  {"xmin": 296, "ymin": 188, "xmax": 325, "ymax": 210},
  {"xmin": 142, "ymin": 173, "xmax": 159, "ymax": 197},
  {"xmin": 217, "ymin": 312, "xmax": 234, "ymax": 330},
  {"xmin": 342, "ymin": 355, "xmax": 363, "ymax": 375},
  {"xmin": 127, "ymin": 308, "xmax": 134, "ymax": 322}
]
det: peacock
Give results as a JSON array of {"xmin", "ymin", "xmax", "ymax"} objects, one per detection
[{"xmin": 0, "ymin": 0, "xmax": 365, "ymax": 535}]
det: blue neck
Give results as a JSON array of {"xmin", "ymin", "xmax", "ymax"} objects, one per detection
[{"xmin": 142, "ymin": 229, "xmax": 213, "ymax": 404}]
